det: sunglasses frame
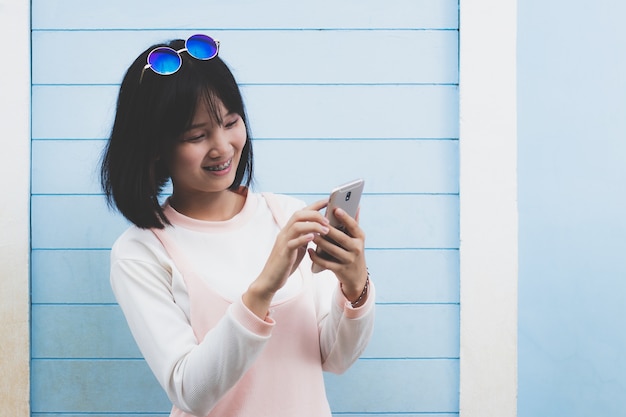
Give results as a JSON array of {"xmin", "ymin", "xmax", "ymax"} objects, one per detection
[{"xmin": 139, "ymin": 34, "xmax": 220, "ymax": 83}]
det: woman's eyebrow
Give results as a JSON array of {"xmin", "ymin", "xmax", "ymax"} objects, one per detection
[
  {"xmin": 186, "ymin": 122, "xmax": 209, "ymax": 130},
  {"xmin": 184, "ymin": 119, "xmax": 218, "ymax": 132},
  {"xmin": 184, "ymin": 110, "xmax": 234, "ymax": 131}
]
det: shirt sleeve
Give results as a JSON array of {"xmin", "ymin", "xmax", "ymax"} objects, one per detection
[
  {"xmin": 314, "ymin": 269, "xmax": 376, "ymax": 374},
  {"xmin": 110, "ymin": 232, "xmax": 274, "ymax": 416}
]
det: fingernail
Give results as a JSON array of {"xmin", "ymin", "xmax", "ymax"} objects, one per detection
[{"xmin": 321, "ymin": 226, "xmax": 330, "ymax": 234}]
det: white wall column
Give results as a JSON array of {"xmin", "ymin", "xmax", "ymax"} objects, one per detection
[
  {"xmin": 0, "ymin": 0, "xmax": 31, "ymax": 416},
  {"xmin": 459, "ymin": 0, "xmax": 518, "ymax": 415}
]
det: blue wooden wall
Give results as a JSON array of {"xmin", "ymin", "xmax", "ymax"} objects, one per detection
[{"xmin": 30, "ymin": 1, "xmax": 460, "ymax": 416}]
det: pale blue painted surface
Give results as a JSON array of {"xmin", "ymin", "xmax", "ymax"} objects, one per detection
[
  {"xmin": 31, "ymin": 85, "xmax": 458, "ymax": 140},
  {"xmin": 32, "ymin": 140, "xmax": 458, "ymax": 194},
  {"xmin": 518, "ymin": 0, "xmax": 626, "ymax": 415},
  {"xmin": 30, "ymin": 1, "xmax": 460, "ymax": 415}
]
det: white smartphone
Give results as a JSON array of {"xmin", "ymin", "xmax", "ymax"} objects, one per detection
[{"xmin": 312, "ymin": 179, "xmax": 365, "ymax": 273}]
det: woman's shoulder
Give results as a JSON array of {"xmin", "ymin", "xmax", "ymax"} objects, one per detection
[
  {"xmin": 255, "ymin": 192, "xmax": 308, "ymax": 224},
  {"xmin": 257, "ymin": 191, "xmax": 307, "ymax": 211},
  {"xmin": 110, "ymin": 225, "xmax": 165, "ymax": 263}
]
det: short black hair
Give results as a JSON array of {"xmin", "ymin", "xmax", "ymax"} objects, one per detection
[{"xmin": 100, "ymin": 38, "xmax": 253, "ymax": 229}]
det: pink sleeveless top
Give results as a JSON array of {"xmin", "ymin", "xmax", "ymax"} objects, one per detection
[{"xmin": 152, "ymin": 193, "xmax": 332, "ymax": 417}]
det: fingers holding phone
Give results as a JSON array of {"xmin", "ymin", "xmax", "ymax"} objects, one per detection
[
  {"xmin": 310, "ymin": 179, "xmax": 365, "ymax": 274},
  {"xmin": 308, "ymin": 203, "xmax": 368, "ymax": 301},
  {"xmin": 310, "ymin": 208, "xmax": 365, "ymax": 262}
]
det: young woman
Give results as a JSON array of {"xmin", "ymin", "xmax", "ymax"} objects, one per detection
[{"xmin": 101, "ymin": 34, "xmax": 375, "ymax": 417}]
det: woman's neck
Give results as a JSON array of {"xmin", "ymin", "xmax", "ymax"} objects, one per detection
[{"xmin": 169, "ymin": 189, "xmax": 246, "ymax": 221}]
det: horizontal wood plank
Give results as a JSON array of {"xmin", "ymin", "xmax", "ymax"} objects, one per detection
[
  {"xmin": 33, "ymin": 30, "xmax": 458, "ymax": 85},
  {"xmin": 367, "ymin": 249, "xmax": 459, "ymax": 304},
  {"xmin": 363, "ymin": 304, "xmax": 459, "ymax": 358},
  {"xmin": 254, "ymin": 139, "xmax": 459, "ymax": 194},
  {"xmin": 30, "ymin": 359, "xmax": 170, "ymax": 413},
  {"xmin": 326, "ymin": 359, "xmax": 459, "ymax": 413},
  {"xmin": 32, "ymin": 0, "xmax": 458, "ymax": 30},
  {"xmin": 31, "ymin": 195, "xmax": 130, "ymax": 250},
  {"xmin": 31, "ymin": 194, "xmax": 458, "ymax": 249},
  {"xmin": 31, "ymin": 305, "xmax": 140, "ymax": 359},
  {"xmin": 32, "ymin": 139, "xmax": 458, "ymax": 195},
  {"xmin": 31, "ymin": 358, "xmax": 458, "ymax": 413},
  {"xmin": 32, "ymin": 85, "xmax": 459, "ymax": 140},
  {"xmin": 31, "ymin": 304, "xmax": 458, "ymax": 359},
  {"xmin": 31, "ymin": 248, "xmax": 458, "ymax": 304},
  {"xmin": 31, "ymin": 140, "xmax": 104, "ymax": 195},
  {"xmin": 31, "ymin": 250, "xmax": 115, "ymax": 304}
]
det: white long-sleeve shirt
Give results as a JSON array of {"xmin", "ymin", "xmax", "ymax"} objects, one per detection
[{"xmin": 110, "ymin": 191, "xmax": 375, "ymax": 417}]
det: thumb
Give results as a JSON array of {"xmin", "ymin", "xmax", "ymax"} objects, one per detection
[{"xmin": 291, "ymin": 245, "xmax": 307, "ymax": 275}]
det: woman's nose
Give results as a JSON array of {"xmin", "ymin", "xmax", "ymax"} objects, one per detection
[{"xmin": 207, "ymin": 127, "xmax": 229, "ymax": 158}]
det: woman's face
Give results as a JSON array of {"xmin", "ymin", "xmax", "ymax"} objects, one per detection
[{"xmin": 167, "ymin": 98, "xmax": 247, "ymax": 199}]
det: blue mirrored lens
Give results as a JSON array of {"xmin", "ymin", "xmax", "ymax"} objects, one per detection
[
  {"xmin": 148, "ymin": 47, "xmax": 182, "ymax": 75},
  {"xmin": 186, "ymin": 34, "xmax": 218, "ymax": 60}
]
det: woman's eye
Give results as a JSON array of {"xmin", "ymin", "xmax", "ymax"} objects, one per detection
[
  {"xmin": 182, "ymin": 134, "xmax": 204, "ymax": 142},
  {"xmin": 225, "ymin": 117, "xmax": 240, "ymax": 129}
]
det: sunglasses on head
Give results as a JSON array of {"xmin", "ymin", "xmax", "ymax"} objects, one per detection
[{"xmin": 140, "ymin": 34, "xmax": 220, "ymax": 83}]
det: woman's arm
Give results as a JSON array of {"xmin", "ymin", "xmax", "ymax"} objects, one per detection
[
  {"xmin": 308, "ymin": 204, "xmax": 376, "ymax": 373},
  {"xmin": 110, "ymin": 238, "xmax": 273, "ymax": 417},
  {"xmin": 243, "ymin": 199, "xmax": 331, "ymax": 318},
  {"xmin": 314, "ymin": 270, "xmax": 376, "ymax": 374}
]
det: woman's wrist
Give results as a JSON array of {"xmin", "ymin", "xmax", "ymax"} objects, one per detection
[
  {"xmin": 243, "ymin": 281, "xmax": 275, "ymax": 319},
  {"xmin": 340, "ymin": 270, "xmax": 370, "ymax": 308}
]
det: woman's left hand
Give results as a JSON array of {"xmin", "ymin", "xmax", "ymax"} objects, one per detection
[{"xmin": 308, "ymin": 207, "xmax": 368, "ymax": 302}]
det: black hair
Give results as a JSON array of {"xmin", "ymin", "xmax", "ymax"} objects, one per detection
[{"xmin": 100, "ymin": 38, "xmax": 253, "ymax": 229}]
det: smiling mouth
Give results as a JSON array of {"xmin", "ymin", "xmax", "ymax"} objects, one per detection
[{"xmin": 204, "ymin": 159, "xmax": 232, "ymax": 172}]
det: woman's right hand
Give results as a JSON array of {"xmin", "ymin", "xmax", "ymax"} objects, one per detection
[{"xmin": 243, "ymin": 199, "xmax": 330, "ymax": 318}]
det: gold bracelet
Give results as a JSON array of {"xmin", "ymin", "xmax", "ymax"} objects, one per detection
[{"xmin": 350, "ymin": 271, "xmax": 370, "ymax": 308}]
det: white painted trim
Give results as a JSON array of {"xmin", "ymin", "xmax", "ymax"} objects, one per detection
[
  {"xmin": 459, "ymin": 0, "xmax": 518, "ymax": 416},
  {"xmin": 0, "ymin": 1, "xmax": 31, "ymax": 416}
]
